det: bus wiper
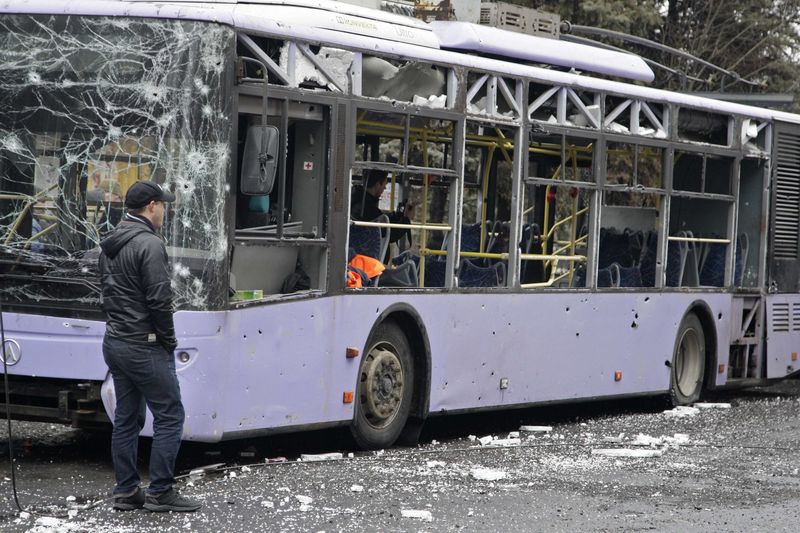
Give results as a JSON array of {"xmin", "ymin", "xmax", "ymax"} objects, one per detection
[
  {"xmin": 0, "ymin": 256, "xmax": 54, "ymax": 273},
  {"xmin": 0, "ymin": 271, "xmax": 101, "ymax": 295}
]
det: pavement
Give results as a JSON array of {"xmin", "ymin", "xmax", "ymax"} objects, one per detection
[{"xmin": 2, "ymin": 382, "xmax": 800, "ymax": 532}]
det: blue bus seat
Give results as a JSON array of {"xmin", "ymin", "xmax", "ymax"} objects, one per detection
[
  {"xmin": 349, "ymin": 214, "xmax": 389, "ymax": 261},
  {"xmin": 597, "ymin": 263, "xmax": 620, "ymax": 288},
  {"xmin": 699, "ymin": 240, "xmax": 726, "ymax": 287},
  {"xmin": 638, "ymin": 231, "xmax": 657, "ymax": 287},
  {"xmin": 459, "ymin": 222, "xmax": 483, "ymax": 253},
  {"xmin": 458, "ymin": 259, "xmax": 505, "ymax": 288},
  {"xmin": 422, "ymin": 257, "xmax": 447, "ymax": 287},
  {"xmin": 598, "ymin": 227, "xmax": 634, "ymax": 268},
  {"xmin": 618, "ymin": 264, "xmax": 643, "ymax": 287}
]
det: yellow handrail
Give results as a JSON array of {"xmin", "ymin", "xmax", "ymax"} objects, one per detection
[
  {"xmin": 355, "ymin": 117, "xmax": 599, "ymax": 290},
  {"xmin": 3, "ymin": 183, "xmax": 58, "ymax": 245},
  {"xmin": 480, "ymin": 146, "xmax": 495, "ymax": 253},
  {"xmin": 420, "ymin": 129, "xmax": 430, "ymax": 286},
  {"xmin": 23, "ymin": 222, "xmax": 58, "ymax": 250}
]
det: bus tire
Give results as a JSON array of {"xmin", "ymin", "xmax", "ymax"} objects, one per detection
[
  {"xmin": 670, "ymin": 312, "xmax": 706, "ymax": 406},
  {"xmin": 351, "ymin": 321, "xmax": 414, "ymax": 450}
]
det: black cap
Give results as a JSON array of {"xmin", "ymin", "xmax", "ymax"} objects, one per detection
[{"xmin": 124, "ymin": 181, "xmax": 176, "ymax": 209}]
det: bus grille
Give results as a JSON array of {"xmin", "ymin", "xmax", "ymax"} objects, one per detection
[
  {"xmin": 774, "ymin": 130, "xmax": 800, "ymax": 259},
  {"xmin": 772, "ymin": 302, "xmax": 790, "ymax": 332}
]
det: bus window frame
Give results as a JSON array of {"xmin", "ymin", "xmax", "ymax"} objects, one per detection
[{"xmin": 230, "ymin": 83, "xmax": 336, "ymax": 305}]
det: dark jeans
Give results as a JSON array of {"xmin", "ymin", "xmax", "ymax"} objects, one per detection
[{"xmin": 103, "ymin": 336, "xmax": 185, "ymax": 495}]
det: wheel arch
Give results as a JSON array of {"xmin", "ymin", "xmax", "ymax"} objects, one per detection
[{"xmin": 368, "ymin": 303, "xmax": 431, "ymax": 422}]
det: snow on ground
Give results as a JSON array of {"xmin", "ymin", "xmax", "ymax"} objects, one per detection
[{"xmin": 3, "ymin": 384, "xmax": 800, "ymax": 531}]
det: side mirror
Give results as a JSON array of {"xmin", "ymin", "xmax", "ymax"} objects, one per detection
[{"xmin": 240, "ymin": 125, "xmax": 279, "ymax": 195}]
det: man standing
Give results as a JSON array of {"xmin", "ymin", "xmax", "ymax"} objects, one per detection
[{"xmin": 99, "ymin": 181, "xmax": 200, "ymax": 513}]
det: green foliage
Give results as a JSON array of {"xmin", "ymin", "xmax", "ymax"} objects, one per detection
[{"xmin": 502, "ymin": 0, "xmax": 800, "ymax": 111}]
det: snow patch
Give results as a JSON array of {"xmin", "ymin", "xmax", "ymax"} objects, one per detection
[
  {"xmin": 300, "ymin": 452, "xmax": 343, "ymax": 462},
  {"xmin": 520, "ymin": 425, "xmax": 552, "ymax": 432},
  {"xmin": 401, "ymin": 509, "xmax": 433, "ymax": 521},
  {"xmin": 694, "ymin": 402, "xmax": 731, "ymax": 409},
  {"xmin": 663, "ymin": 406, "xmax": 700, "ymax": 417},
  {"xmin": 632, "ymin": 433, "xmax": 690, "ymax": 447},
  {"xmin": 471, "ymin": 467, "xmax": 507, "ymax": 481},
  {"xmin": 591, "ymin": 448, "xmax": 664, "ymax": 458}
]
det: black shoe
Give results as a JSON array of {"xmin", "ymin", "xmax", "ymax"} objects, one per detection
[
  {"xmin": 144, "ymin": 488, "xmax": 201, "ymax": 512},
  {"xmin": 113, "ymin": 486, "xmax": 145, "ymax": 511}
]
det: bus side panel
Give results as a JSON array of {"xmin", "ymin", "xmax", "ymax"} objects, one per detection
[
  {"xmin": 765, "ymin": 294, "xmax": 800, "ymax": 379},
  {"xmin": 390, "ymin": 292, "xmax": 732, "ymax": 412},
  {"xmin": 2, "ymin": 312, "xmax": 107, "ymax": 380},
  {"xmin": 217, "ymin": 298, "xmax": 356, "ymax": 436},
  {"xmin": 100, "ymin": 310, "xmax": 230, "ymax": 442},
  {"xmin": 169, "ymin": 292, "xmax": 734, "ymax": 440}
]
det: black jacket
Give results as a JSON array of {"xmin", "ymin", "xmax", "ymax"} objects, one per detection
[{"xmin": 99, "ymin": 215, "xmax": 177, "ymax": 351}]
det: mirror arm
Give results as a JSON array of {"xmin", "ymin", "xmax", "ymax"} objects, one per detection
[{"xmin": 237, "ymin": 56, "xmax": 272, "ymax": 185}]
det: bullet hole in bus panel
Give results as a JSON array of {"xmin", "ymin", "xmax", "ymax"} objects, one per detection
[
  {"xmin": 631, "ymin": 321, "xmax": 638, "ymax": 329},
  {"xmin": 718, "ymin": 313, "xmax": 722, "ymax": 319},
  {"xmin": 644, "ymin": 297, "xmax": 650, "ymax": 302}
]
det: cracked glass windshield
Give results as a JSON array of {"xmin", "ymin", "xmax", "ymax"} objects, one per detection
[{"xmin": 0, "ymin": 15, "xmax": 233, "ymax": 313}]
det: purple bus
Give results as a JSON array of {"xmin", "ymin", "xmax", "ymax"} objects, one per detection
[{"xmin": 0, "ymin": 1, "xmax": 799, "ymax": 450}]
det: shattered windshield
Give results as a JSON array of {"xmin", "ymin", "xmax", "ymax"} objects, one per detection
[{"xmin": 0, "ymin": 15, "xmax": 233, "ymax": 314}]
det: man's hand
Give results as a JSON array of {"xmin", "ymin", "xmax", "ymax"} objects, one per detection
[{"xmin": 404, "ymin": 202, "xmax": 416, "ymax": 221}]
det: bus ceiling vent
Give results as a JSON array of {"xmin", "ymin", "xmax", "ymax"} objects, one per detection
[
  {"xmin": 426, "ymin": 1, "xmax": 654, "ymax": 83},
  {"xmin": 478, "ymin": 1, "xmax": 560, "ymax": 39}
]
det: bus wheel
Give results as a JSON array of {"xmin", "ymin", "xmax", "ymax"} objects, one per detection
[
  {"xmin": 351, "ymin": 321, "xmax": 414, "ymax": 450},
  {"xmin": 670, "ymin": 312, "xmax": 706, "ymax": 406}
]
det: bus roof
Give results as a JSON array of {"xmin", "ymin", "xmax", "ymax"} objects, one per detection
[
  {"xmin": 2, "ymin": 0, "xmax": 798, "ymax": 125},
  {"xmin": 430, "ymin": 21, "xmax": 654, "ymax": 83}
]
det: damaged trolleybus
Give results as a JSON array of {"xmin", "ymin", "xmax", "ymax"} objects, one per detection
[{"xmin": 1, "ymin": 0, "xmax": 799, "ymax": 449}]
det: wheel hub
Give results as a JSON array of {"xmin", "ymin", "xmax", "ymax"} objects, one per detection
[
  {"xmin": 676, "ymin": 328, "xmax": 702, "ymax": 397},
  {"xmin": 361, "ymin": 348, "xmax": 404, "ymax": 426}
]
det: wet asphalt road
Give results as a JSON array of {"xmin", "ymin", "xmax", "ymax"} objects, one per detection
[{"xmin": 2, "ymin": 382, "xmax": 800, "ymax": 532}]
